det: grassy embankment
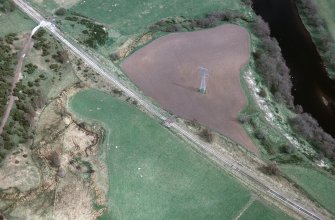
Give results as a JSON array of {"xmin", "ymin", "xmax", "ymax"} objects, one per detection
[{"xmin": 70, "ymin": 89, "xmax": 291, "ymax": 220}]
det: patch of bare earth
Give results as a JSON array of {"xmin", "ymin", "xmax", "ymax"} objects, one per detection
[{"xmin": 122, "ymin": 24, "xmax": 258, "ymax": 154}]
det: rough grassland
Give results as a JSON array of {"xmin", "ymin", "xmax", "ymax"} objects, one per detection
[
  {"xmin": 239, "ymin": 200, "xmax": 293, "ymax": 220},
  {"xmin": 314, "ymin": 0, "xmax": 335, "ymax": 38},
  {"xmin": 70, "ymin": 0, "xmax": 242, "ymax": 35},
  {"xmin": 69, "ymin": 89, "xmax": 287, "ymax": 220},
  {"xmin": 281, "ymin": 165, "xmax": 335, "ymax": 214}
]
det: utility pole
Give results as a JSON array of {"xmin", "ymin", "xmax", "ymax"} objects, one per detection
[{"xmin": 198, "ymin": 67, "xmax": 209, "ymax": 94}]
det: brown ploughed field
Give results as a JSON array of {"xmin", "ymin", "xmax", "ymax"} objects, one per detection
[{"xmin": 122, "ymin": 24, "xmax": 258, "ymax": 154}]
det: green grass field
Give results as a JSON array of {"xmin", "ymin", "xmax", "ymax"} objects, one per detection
[
  {"xmin": 70, "ymin": 89, "xmax": 289, "ymax": 219},
  {"xmin": 281, "ymin": 165, "xmax": 335, "ymax": 214},
  {"xmin": 239, "ymin": 200, "xmax": 292, "ymax": 220},
  {"xmin": 70, "ymin": 0, "xmax": 243, "ymax": 35},
  {"xmin": 0, "ymin": 9, "xmax": 35, "ymax": 37},
  {"xmin": 314, "ymin": 0, "xmax": 335, "ymax": 38}
]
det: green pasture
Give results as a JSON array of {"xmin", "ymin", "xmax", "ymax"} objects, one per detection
[
  {"xmin": 281, "ymin": 165, "xmax": 335, "ymax": 214},
  {"xmin": 239, "ymin": 200, "xmax": 293, "ymax": 220},
  {"xmin": 70, "ymin": 0, "xmax": 243, "ymax": 35},
  {"xmin": 0, "ymin": 9, "xmax": 35, "ymax": 37},
  {"xmin": 69, "ymin": 89, "xmax": 289, "ymax": 220}
]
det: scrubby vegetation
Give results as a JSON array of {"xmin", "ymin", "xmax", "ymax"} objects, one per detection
[
  {"xmin": 63, "ymin": 14, "xmax": 108, "ymax": 49},
  {"xmin": 296, "ymin": 0, "xmax": 335, "ymax": 79},
  {"xmin": 78, "ymin": 18, "xmax": 108, "ymax": 48}
]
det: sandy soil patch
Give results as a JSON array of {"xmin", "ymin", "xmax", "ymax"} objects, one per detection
[{"xmin": 122, "ymin": 24, "xmax": 258, "ymax": 154}]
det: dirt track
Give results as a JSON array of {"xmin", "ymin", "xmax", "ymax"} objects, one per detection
[
  {"xmin": 0, "ymin": 33, "xmax": 33, "ymax": 135},
  {"xmin": 122, "ymin": 24, "xmax": 258, "ymax": 154}
]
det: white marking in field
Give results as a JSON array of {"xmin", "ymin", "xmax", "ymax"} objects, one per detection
[
  {"xmin": 115, "ymin": 145, "xmax": 118, "ymax": 149},
  {"xmin": 97, "ymin": 107, "xmax": 101, "ymax": 110},
  {"xmin": 234, "ymin": 198, "xmax": 255, "ymax": 220},
  {"xmin": 138, "ymin": 167, "xmax": 141, "ymax": 170}
]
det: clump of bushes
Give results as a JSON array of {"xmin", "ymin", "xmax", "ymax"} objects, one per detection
[
  {"xmin": 199, "ymin": 128, "xmax": 214, "ymax": 143},
  {"xmin": 52, "ymin": 50, "xmax": 68, "ymax": 64},
  {"xmin": 186, "ymin": 119, "xmax": 201, "ymax": 130},
  {"xmin": 48, "ymin": 151, "xmax": 61, "ymax": 167},
  {"xmin": 109, "ymin": 52, "xmax": 120, "ymax": 61},
  {"xmin": 33, "ymin": 29, "xmax": 51, "ymax": 56},
  {"xmin": 262, "ymin": 163, "xmax": 280, "ymax": 176},
  {"xmin": 78, "ymin": 18, "xmax": 108, "ymax": 48},
  {"xmin": 24, "ymin": 63, "xmax": 38, "ymax": 74},
  {"xmin": 112, "ymin": 88, "xmax": 123, "ymax": 96},
  {"xmin": 54, "ymin": 7, "xmax": 66, "ymax": 16}
]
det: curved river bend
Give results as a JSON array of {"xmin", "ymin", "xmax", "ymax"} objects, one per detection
[{"xmin": 252, "ymin": 0, "xmax": 335, "ymax": 137}]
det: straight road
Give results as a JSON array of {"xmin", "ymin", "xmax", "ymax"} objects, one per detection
[{"xmin": 13, "ymin": 0, "xmax": 330, "ymax": 219}]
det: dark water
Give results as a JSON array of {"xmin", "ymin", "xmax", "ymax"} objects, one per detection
[{"xmin": 252, "ymin": 0, "xmax": 335, "ymax": 137}]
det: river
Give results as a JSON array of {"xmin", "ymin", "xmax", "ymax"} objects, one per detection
[{"xmin": 251, "ymin": 0, "xmax": 335, "ymax": 137}]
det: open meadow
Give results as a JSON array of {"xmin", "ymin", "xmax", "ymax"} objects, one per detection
[
  {"xmin": 70, "ymin": 89, "xmax": 290, "ymax": 219},
  {"xmin": 0, "ymin": 9, "xmax": 35, "ymax": 37}
]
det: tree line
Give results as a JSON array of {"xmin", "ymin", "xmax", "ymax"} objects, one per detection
[{"xmin": 251, "ymin": 16, "xmax": 335, "ymax": 162}]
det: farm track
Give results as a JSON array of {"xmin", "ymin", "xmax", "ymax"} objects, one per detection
[{"xmin": 13, "ymin": 0, "xmax": 331, "ymax": 219}]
